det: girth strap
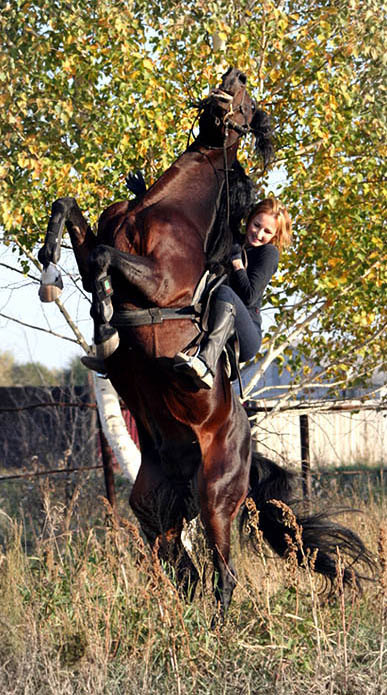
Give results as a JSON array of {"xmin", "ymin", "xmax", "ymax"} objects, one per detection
[{"xmin": 112, "ymin": 304, "xmax": 201, "ymax": 328}]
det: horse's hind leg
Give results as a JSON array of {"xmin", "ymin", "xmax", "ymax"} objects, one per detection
[
  {"xmin": 197, "ymin": 410, "xmax": 251, "ymax": 624},
  {"xmin": 130, "ymin": 456, "xmax": 200, "ymax": 600},
  {"xmin": 38, "ymin": 197, "xmax": 96, "ymax": 298}
]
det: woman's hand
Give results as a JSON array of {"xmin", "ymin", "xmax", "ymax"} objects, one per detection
[
  {"xmin": 232, "ymin": 258, "xmax": 244, "ymax": 271},
  {"xmin": 231, "ymin": 243, "xmax": 244, "ymax": 271},
  {"xmin": 231, "ymin": 243, "xmax": 242, "ymax": 260}
]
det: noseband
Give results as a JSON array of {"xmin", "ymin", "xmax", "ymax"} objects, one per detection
[
  {"xmin": 210, "ymin": 88, "xmax": 252, "ymax": 139},
  {"xmin": 219, "ymin": 89, "xmax": 252, "ymax": 136}
]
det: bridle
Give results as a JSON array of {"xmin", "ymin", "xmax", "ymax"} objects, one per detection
[
  {"xmin": 189, "ymin": 86, "xmax": 254, "ymax": 145},
  {"xmin": 191, "ymin": 87, "xmax": 255, "ymax": 225},
  {"xmin": 215, "ymin": 88, "xmax": 252, "ymax": 136},
  {"xmin": 211, "ymin": 88, "xmax": 254, "ymax": 224}
]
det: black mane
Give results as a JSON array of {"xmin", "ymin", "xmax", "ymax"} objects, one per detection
[
  {"xmin": 200, "ymin": 106, "xmax": 274, "ymax": 271},
  {"xmin": 204, "ymin": 159, "xmax": 255, "ymax": 272}
]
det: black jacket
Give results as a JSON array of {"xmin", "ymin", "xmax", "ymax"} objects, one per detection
[{"xmin": 230, "ymin": 243, "xmax": 279, "ymax": 329}]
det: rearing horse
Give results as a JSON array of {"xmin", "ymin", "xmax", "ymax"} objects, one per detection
[
  {"xmin": 38, "ymin": 68, "xmax": 374, "ymax": 621},
  {"xmin": 39, "ymin": 68, "xmax": 266, "ymax": 619}
]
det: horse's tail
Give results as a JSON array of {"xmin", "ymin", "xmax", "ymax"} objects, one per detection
[{"xmin": 240, "ymin": 452, "xmax": 375, "ymax": 590}]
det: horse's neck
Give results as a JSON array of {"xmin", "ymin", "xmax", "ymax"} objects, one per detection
[{"xmin": 135, "ymin": 142, "xmax": 239, "ymax": 222}]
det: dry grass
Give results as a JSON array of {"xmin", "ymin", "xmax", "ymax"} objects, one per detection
[{"xmin": 0, "ymin": 474, "xmax": 385, "ymax": 695}]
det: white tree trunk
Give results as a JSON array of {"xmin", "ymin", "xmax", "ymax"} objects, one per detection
[{"xmin": 93, "ymin": 373, "xmax": 141, "ymax": 486}]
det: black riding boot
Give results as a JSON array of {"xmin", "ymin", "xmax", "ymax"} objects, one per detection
[{"xmin": 174, "ymin": 299, "xmax": 235, "ymax": 389}]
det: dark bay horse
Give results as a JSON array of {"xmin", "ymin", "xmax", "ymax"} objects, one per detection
[{"xmin": 38, "ymin": 68, "xmax": 374, "ymax": 621}]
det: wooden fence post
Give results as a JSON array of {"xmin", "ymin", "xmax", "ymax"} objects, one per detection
[{"xmin": 299, "ymin": 414, "xmax": 312, "ymax": 505}]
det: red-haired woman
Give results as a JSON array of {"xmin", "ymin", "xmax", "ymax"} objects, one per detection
[{"xmin": 175, "ymin": 198, "xmax": 292, "ymax": 389}]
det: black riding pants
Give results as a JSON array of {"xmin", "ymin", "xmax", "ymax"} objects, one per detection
[{"xmin": 216, "ymin": 285, "xmax": 261, "ymax": 362}]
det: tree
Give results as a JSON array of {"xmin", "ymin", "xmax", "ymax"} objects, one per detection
[
  {"xmin": 0, "ymin": 351, "xmax": 15, "ymax": 386},
  {"xmin": 0, "ymin": 0, "xmax": 385, "ymax": 404},
  {"xmin": 61, "ymin": 356, "xmax": 90, "ymax": 387},
  {"xmin": 0, "ymin": 350, "xmax": 61, "ymax": 386}
]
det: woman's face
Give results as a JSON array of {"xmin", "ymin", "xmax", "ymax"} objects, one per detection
[{"xmin": 246, "ymin": 212, "xmax": 277, "ymax": 247}]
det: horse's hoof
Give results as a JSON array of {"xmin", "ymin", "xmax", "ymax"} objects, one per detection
[
  {"xmin": 95, "ymin": 330, "xmax": 120, "ymax": 359},
  {"xmin": 81, "ymin": 355, "xmax": 107, "ymax": 375},
  {"xmin": 38, "ymin": 263, "xmax": 63, "ymax": 302},
  {"xmin": 174, "ymin": 352, "xmax": 214, "ymax": 389}
]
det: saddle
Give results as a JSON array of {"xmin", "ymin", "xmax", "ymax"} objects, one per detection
[{"xmin": 86, "ymin": 269, "xmax": 243, "ymax": 392}]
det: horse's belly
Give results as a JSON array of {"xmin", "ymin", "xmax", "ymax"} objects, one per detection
[{"xmin": 114, "ymin": 320, "xmax": 198, "ymax": 359}]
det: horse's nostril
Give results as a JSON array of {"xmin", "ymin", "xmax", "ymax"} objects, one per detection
[{"xmin": 239, "ymin": 73, "xmax": 247, "ymax": 85}]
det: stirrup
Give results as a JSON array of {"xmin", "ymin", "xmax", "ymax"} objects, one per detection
[{"xmin": 174, "ymin": 351, "xmax": 214, "ymax": 389}]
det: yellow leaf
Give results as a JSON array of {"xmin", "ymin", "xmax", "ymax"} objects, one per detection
[{"xmin": 328, "ymin": 258, "xmax": 339, "ymax": 268}]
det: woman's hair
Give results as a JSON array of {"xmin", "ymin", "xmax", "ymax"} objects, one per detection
[{"xmin": 246, "ymin": 197, "xmax": 292, "ymax": 252}]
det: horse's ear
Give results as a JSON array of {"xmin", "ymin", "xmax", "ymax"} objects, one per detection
[
  {"xmin": 126, "ymin": 170, "xmax": 147, "ymax": 198},
  {"xmin": 250, "ymin": 109, "xmax": 274, "ymax": 170}
]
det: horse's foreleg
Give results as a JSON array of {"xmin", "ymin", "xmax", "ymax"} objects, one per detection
[
  {"xmin": 87, "ymin": 244, "xmax": 164, "ymax": 358},
  {"xmin": 95, "ymin": 245, "xmax": 164, "ymax": 302},
  {"xmin": 88, "ymin": 246, "xmax": 119, "ymax": 357},
  {"xmin": 38, "ymin": 197, "xmax": 96, "ymax": 300}
]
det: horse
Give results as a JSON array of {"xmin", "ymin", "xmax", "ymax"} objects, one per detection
[{"xmin": 37, "ymin": 68, "xmax": 374, "ymax": 623}]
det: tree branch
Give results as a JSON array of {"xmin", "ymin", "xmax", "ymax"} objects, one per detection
[
  {"xmin": 10, "ymin": 238, "xmax": 90, "ymax": 353},
  {"xmin": 0, "ymin": 311, "xmax": 81, "ymax": 345}
]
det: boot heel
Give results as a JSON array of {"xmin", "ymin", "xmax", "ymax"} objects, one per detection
[{"xmin": 174, "ymin": 352, "xmax": 214, "ymax": 389}]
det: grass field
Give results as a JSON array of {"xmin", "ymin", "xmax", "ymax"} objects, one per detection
[{"xmin": 0, "ymin": 468, "xmax": 385, "ymax": 694}]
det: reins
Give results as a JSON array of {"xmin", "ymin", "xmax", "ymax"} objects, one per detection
[{"xmin": 192, "ymin": 94, "xmax": 252, "ymax": 228}]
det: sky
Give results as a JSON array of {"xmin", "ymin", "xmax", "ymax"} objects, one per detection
[
  {"xmin": 0, "ymin": 170, "xmax": 287, "ymax": 370},
  {"xmin": 0, "ymin": 243, "xmax": 93, "ymax": 369}
]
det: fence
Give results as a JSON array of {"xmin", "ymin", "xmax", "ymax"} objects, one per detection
[
  {"xmin": 246, "ymin": 398, "xmax": 386, "ymax": 467},
  {"xmin": 0, "ymin": 388, "xmax": 385, "ymax": 509},
  {"xmin": 0, "ymin": 386, "xmax": 98, "ymax": 471}
]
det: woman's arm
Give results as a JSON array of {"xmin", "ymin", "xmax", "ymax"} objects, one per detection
[{"xmin": 231, "ymin": 244, "xmax": 279, "ymax": 305}]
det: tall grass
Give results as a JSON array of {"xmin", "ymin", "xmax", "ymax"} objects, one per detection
[{"xmin": 0, "ymin": 476, "xmax": 385, "ymax": 694}]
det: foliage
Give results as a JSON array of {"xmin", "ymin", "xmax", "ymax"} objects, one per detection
[
  {"xmin": 0, "ymin": 350, "xmax": 88, "ymax": 385},
  {"xmin": 0, "ymin": 349, "xmax": 61, "ymax": 385},
  {"xmin": 0, "ymin": 350, "xmax": 14, "ymax": 387},
  {"xmin": 0, "ymin": 0, "xmax": 385, "ymax": 397},
  {"xmin": 61, "ymin": 356, "xmax": 90, "ymax": 386}
]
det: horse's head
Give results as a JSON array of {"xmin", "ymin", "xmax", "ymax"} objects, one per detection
[{"xmin": 197, "ymin": 67, "xmax": 273, "ymax": 169}]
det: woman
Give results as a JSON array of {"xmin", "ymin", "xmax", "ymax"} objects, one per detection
[{"xmin": 174, "ymin": 197, "xmax": 292, "ymax": 389}]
